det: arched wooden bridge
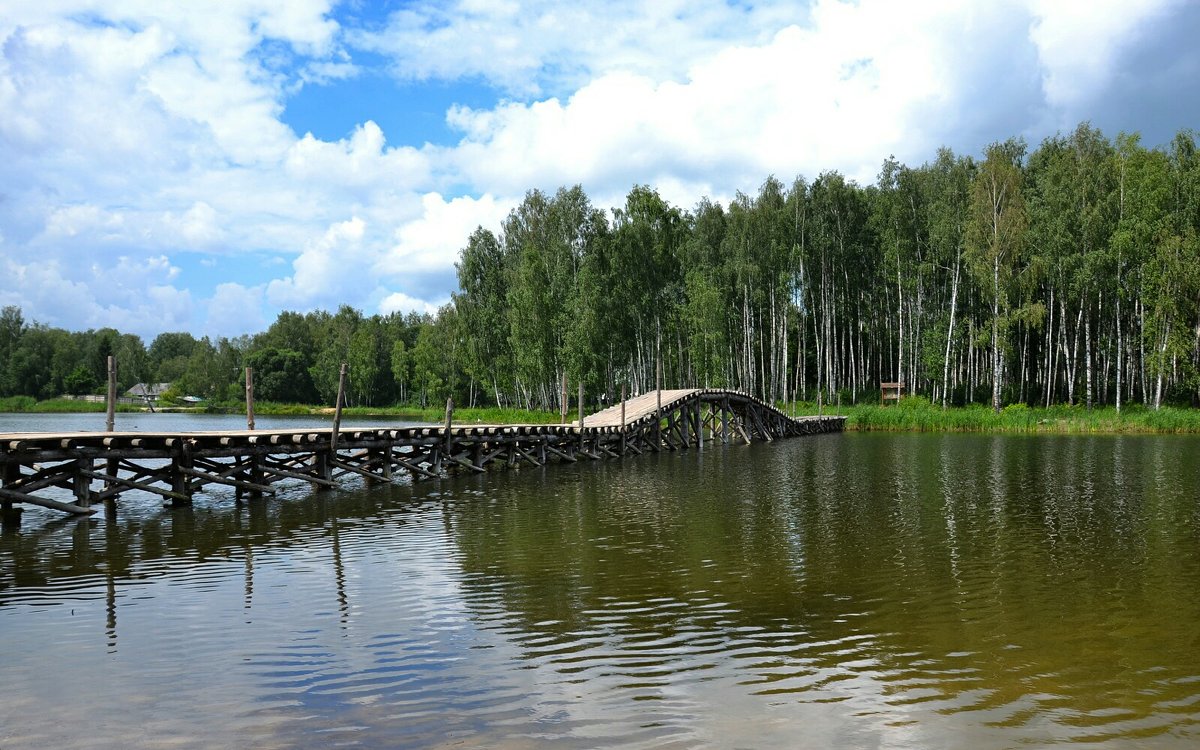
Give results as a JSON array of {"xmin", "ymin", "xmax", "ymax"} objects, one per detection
[{"xmin": 0, "ymin": 389, "xmax": 844, "ymax": 521}]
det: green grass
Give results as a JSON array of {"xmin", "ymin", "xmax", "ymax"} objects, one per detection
[
  {"xmin": 335, "ymin": 404, "xmax": 563, "ymax": 424},
  {"xmin": 6, "ymin": 393, "xmax": 1200, "ymax": 433},
  {"xmin": 197, "ymin": 400, "xmax": 564, "ymax": 424},
  {"xmin": 786, "ymin": 395, "xmax": 1200, "ymax": 434},
  {"xmin": 0, "ymin": 396, "xmax": 141, "ymax": 413}
]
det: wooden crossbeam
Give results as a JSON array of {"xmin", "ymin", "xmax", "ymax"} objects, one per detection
[
  {"xmin": 181, "ymin": 466, "xmax": 276, "ymax": 495},
  {"xmin": 84, "ymin": 469, "xmax": 191, "ymax": 503},
  {"xmin": 392, "ymin": 454, "xmax": 439, "ymax": 479},
  {"xmin": 329, "ymin": 457, "xmax": 389, "ymax": 481},
  {"xmin": 0, "ymin": 486, "xmax": 94, "ymax": 515},
  {"xmin": 257, "ymin": 463, "xmax": 338, "ymax": 488}
]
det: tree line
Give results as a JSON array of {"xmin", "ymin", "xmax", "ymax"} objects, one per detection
[{"xmin": 1, "ymin": 124, "xmax": 1197, "ymax": 412}]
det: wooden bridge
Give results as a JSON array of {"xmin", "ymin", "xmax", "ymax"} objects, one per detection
[{"xmin": 0, "ymin": 389, "xmax": 844, "ymax": 521}]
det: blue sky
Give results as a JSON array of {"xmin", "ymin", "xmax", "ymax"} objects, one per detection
[{"xmin": 1, "ymin": 0, "xmax": 1198, "ymax": 341}]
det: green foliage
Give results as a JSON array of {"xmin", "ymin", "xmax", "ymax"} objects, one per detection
[
  {"xmin": 62, "ymin": 365, "xmax": 96, "ymax": 395},
  {"xmin": 245, "ymin": 347, "xmax": 317, "ymax": 403},
  {"xmin": 3, "ymin": 124, "xmax": 1200, "ymax": 418}
]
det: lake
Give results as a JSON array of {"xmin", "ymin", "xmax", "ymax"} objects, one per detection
[{"xmin": 2, "ymin": 414, "xmax": 1199, "ymax": 748}]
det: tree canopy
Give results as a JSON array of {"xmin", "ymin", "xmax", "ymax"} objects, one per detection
[{"xmin": 2, "ymin": 124, "xmax": 1198, "ymax": 412}]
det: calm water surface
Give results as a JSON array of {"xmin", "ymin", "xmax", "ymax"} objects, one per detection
[{"xmin": 2, "ymin": 415, "xmax": 1198, "ymax": 748}]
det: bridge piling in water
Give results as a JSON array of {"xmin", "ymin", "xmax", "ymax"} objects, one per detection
[{"xmin": 0, "ymin": 389, "xmax": 845, "ymax": 521}]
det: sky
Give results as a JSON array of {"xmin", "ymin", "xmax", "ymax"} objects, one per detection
[{"xmin": 1, "ymin": 0, "xmax": 1198, "ymax": 341}]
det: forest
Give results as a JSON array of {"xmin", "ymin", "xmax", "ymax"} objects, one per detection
[{"xmin": 1, "ymin": 123, "xmax": 1198, "ymax": 413}]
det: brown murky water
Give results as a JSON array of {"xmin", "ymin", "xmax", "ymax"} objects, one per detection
[{"xmin": 2, "ymin": 422, "xmax": 1199, "ymax": 748}]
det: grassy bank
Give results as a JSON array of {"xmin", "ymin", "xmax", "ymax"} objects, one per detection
[
  {"xmin": 202, "ymin": 401, "xmax": 563, "ymax": 425},
  {"xmin": 789, "ymin": 396, "xmax": 1200, "ymax": 434},
  {"xmin": 5, "ymin": 394, "xmax": 1200, "ymax": 433},
  {"xmin": 0, "ymin": 396, "xmax": 142, "ymax": 414}
]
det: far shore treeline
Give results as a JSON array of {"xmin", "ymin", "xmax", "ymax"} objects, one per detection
[{"xmin": 1, "ymin": 123, "xmax": 1198, "ymax": 414}]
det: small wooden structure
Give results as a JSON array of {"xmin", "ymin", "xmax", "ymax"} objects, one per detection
[
  {"xmin": 0, "ymin": 388, "xmax": 846, "ymax": 522},
  {"xmin": 880, "ymin": 382, "xmax": 905, "ymax": 404}
]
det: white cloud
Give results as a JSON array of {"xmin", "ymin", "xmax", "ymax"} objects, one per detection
[
  {"xmin": 0, "ymin": 256, "xmax": 194, "ymax": 338},
  {"xmin": 443, "ymin": 1, "xmax": 975, "ymax": 190},
  {"xmin": 381, "ymin": 192, "xmax": 508, "ymax": 274},
  {"xmin": 205, "ymin": 282, "xmax": 267, "ymax": 337},
  {"xmin": 1026, "ymin": 0, "xmax": 1181, "ymax": 108},
  {"xmin": 379, "ymin": 291, "xmax": 443, "ymax": 317},
  {"xmin": 285, "ymin": 121, "xmax": 432, "ymax": 192},
  {"xmin": 355, "ymin": 0, "xmax": 800, "ymax": 95},
  {"xmin": 0, "ymin": 0, "xmax": 1194, "ymax": 338},
  {"xmin": 267, "ymin": 217, "xmax": 379, "ymax": 310}
]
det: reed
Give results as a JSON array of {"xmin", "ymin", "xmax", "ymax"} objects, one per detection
[{"xmin": 791, "ymin": 396, "xmax": 1200, "ymax": 434}]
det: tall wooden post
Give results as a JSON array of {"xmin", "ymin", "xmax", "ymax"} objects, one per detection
[
  {"xmin": 655, "ymin": 353, "xmax": 663, "ymax": 449},
  {"xmin": 104, "ymin": 356, "xmax": 119, "ymax": 498},
  {"xmin": 245, "ymin": 367, "xmax": 255, "ymax": 430},
  {"xmin": 105, "ymin": 356, "xmax": 117, "ymax": 432},
  {"xmin": 560, "ymin": 372, "xmax": 568, "ymax": 424},
  {"xmin": 443, "ymin": 397, "xmax": 454, "ymax": 459},
  {"xmin": 620, "ymin": 383, "xmax": 627, "ymax": 455},
  {"xmin": 577, "ymin": 381, "xmax": 585, "ymax": 451},
  {"xmin": 330, "ymin": 363, "xmax": 347, "ymax": 452}
]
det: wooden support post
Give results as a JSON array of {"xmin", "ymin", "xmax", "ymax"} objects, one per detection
[
  {"xmin": 171, "ymin": 447, "xmax": 194, "ymax": 506},
  {"xmin": 104, "ymin": 356, "xmax": 120, "ymax": 500},
  {"xmin": 0, "ymin": 501, "xmax": 20, "ymax": 526},
  {"xmin": 245, "ymin": 367, "xmax": 255, "ymax": 430},
  {"xmin": 697, "ymin": 400, "xmax": 703, "ymax": 451},
  {"xmin": 2, "ymin": 462, "xmax": 20, "ymax": 525},
  {"xmin": 443, "ymin": 397, "xmax": 454, "ymax": 458},
  {"xmin": 577, "ymin": 381, "xmax": 585, "ymax": 450},
  {"xmin": 73, "ymin": 458, "xmax": 91, "ymax": 508},
  {"xmin": 620, "ymin": 383, "xmax": 627, "ymax": 455},
  {"xmin": 560, "ymin": 372, "xmax": 568, "ymax": 424},
  {"xmin": 106, "ymin": 355, "xmax": 117, "ymax": 432},
  {"xmin": 315, "ymin": 451, "xmax": 332, "ymax": 484},
  {"xmin": 381, "ymin": 445, "xmax": 393, "ymax": 480},
  {"xmin": 656, "ymin": 355, "xmax": 663, "ymax": 450},
  {"xmin": 249, "ymin": 455, "xmax": 265, "ymax": 498},
  {"xmin": 331, "ymin": 363, "xmax": 348, "ymax": 452}
]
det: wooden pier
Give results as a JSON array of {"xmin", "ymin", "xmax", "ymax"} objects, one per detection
[{"xmin": 0, "ymin": 389, "xmax": 844, "ymax": 521}]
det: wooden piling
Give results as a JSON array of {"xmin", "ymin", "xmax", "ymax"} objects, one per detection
[
  {"xmin": 331, "ymin": 363, "xmax": 348, "ymax": 451},
  {"xmin": 560, "ymin": 372, "xmax": 568, "ymax": 424},
  {"xmin": 105, "ymin": 356, "xmax": 116, "ymax": 432},
  {"xmin": 245, "ymin": 367, "xmax": 255, "ymax": 431},
  {"xmin": 620, "ymin": 383, "xmax": 626, "ymax": 455},
  {"xmin": 105, "ymin": 356, "xmax": 119, "ymax": 498},
  {"xmin": 656, "ymin": 355, "xmax": 663, "ymax": 450}
]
